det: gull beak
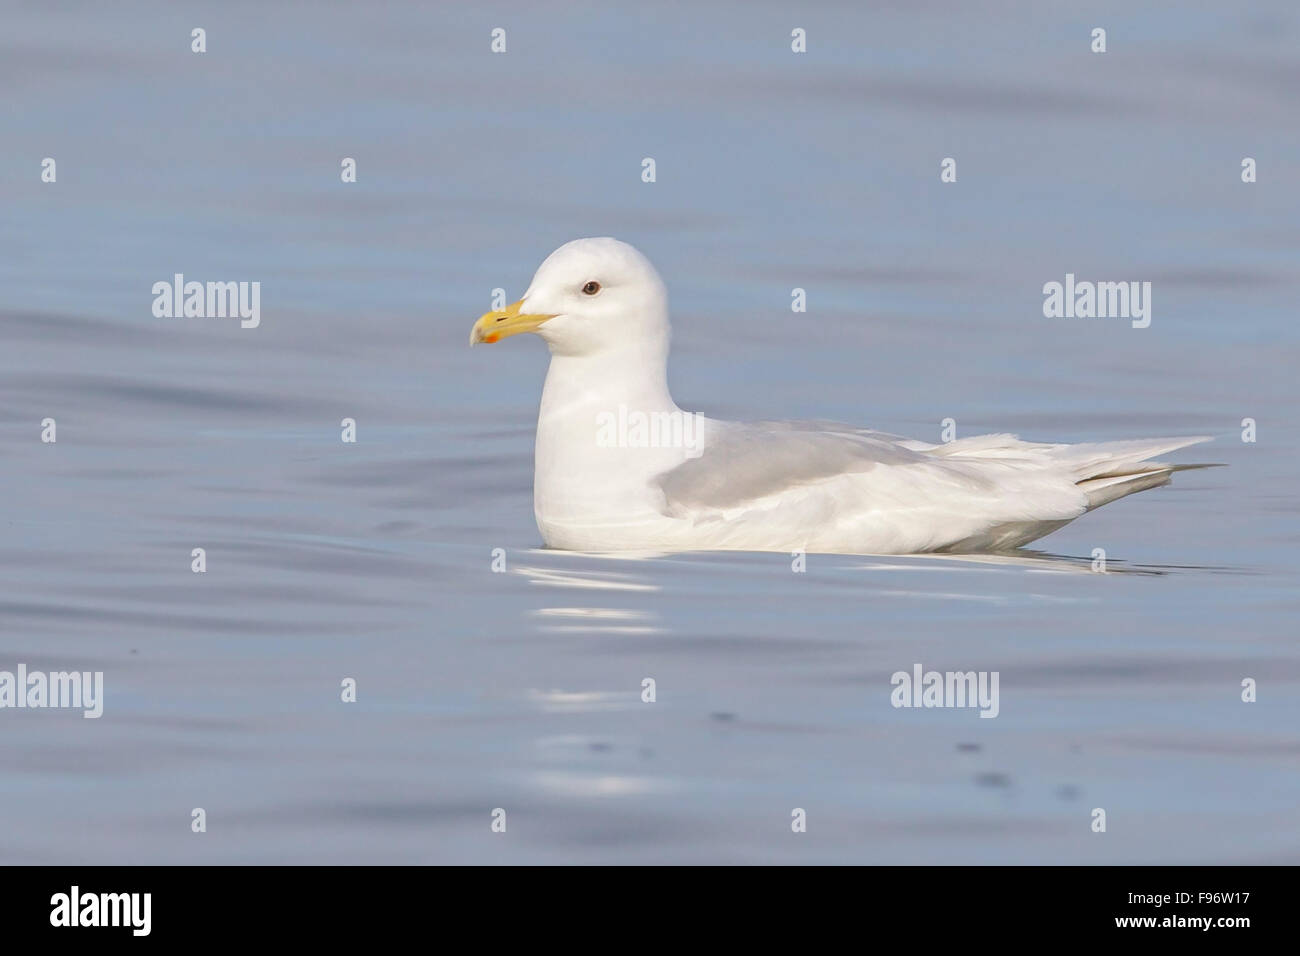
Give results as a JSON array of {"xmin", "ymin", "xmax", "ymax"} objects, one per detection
[{"xmin": 469, "ymin": 299, "xmax": 557, "ymax": 346}]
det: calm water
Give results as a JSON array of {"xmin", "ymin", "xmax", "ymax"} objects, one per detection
[{"xmin": 2, "ymin": 1, "xmax": 1298, "ymax": 863}]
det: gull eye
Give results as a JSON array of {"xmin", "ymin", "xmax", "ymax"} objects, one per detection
[{"xmin": 581, "ymin": 280, "xmax": 601, "ymax": 295}]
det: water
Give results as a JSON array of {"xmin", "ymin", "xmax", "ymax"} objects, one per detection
[{"xmin": 2, "ymin": 0, "xmax": 1298, "ymax": 863}]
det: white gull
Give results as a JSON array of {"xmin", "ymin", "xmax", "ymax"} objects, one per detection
[{"xmin": 470, "ymin": 238, "xmax": 1212, "ymax": 554}]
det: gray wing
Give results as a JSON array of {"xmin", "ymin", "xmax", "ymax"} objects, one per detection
[{"xmin": 654, "ymin": 419, "xmax": 933, "ymax": 514}]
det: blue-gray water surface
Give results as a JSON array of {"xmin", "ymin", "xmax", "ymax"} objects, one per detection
[{"xmin": 2, "ymin": 0, "xmax": 1298, "ymax": 863}]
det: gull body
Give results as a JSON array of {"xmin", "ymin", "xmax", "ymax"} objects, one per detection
[{"xmin": 470, "ymin": 238, "xmax": 1211, "ymax": 554}]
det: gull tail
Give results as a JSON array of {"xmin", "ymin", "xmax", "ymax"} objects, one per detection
[{"xmin": 1067, "ymin": 436, "xmax": 1220, "ymax": 509}]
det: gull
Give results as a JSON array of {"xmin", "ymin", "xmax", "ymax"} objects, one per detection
[{"xmin": 469, "ymin": 238, "xmax": 1213, "ymax": 554}]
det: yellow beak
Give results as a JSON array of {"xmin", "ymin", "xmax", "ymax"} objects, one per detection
[{"xmin": 469, "ymin": 299, "xmax": 557, "ymax": 346}]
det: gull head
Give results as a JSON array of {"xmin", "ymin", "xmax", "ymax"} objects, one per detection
[{"xmin": 470, "ymin": 238, "xmax": 668, "ymax": 356}]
